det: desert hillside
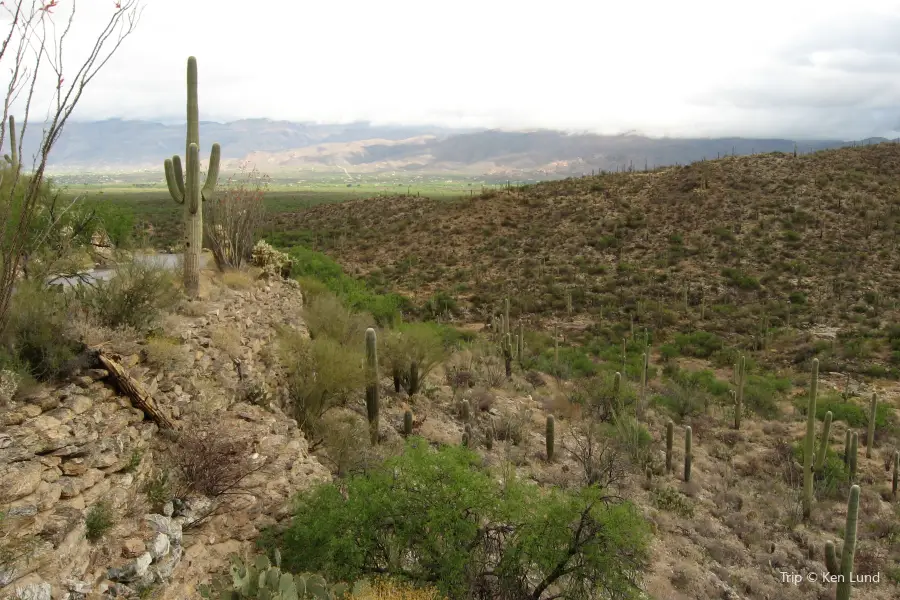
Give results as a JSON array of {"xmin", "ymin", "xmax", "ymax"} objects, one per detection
[
  {"xmin": 282, "ymin": 143, "xmax": 900, "ymax": 374},
  {"xmin": 0, "ymin": 145, "xmax": 898, "ymax": 600}
]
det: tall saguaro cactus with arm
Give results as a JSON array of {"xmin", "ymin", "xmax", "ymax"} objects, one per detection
[{"xmin": 164, "ymin": 56, "xmax": 221, "ymax": 298}]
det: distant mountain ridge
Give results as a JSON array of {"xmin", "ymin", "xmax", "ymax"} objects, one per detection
[{"xmin": 7, "ymin": 118, "xmax": 897, "ymax": 177}]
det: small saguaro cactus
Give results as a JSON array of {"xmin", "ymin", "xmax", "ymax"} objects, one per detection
[
  {"xmin": 866, "ymin": 393, "xmax": 877, "ymax": 458},
  {"xmin": 612, "ymin": 371, "xmax": 622, "ymax": 415},
  {"xmin": 848, "ymin": 432, "xmax": 858, "ymax": 482},
  {"xmin": 462, "ymin": 423, "xmax": 473, "ymax": 447},
  {"xmin": 834, "ymin": 485, "xmax": 860, "ymax": 600},
  {"xmin": 665, "ymin": 420, "xmax": 674, "ymax": 473},
  {"xmin": 501, "ymin": 333, "xmax": 513, "ymax": 379},
  {"xmin": 824, "ymin": 540, "xmax": 838, "ymax": 575},
  {"xmin": 892, "ymin": 450, "xmax": 898, "ymax": 499},
  {"xmin": 546, "ymin": 415, "xmax": 555, "ymax": 461},
  {"xmin": 485, "ymin": 423, "xmax": 494, "ymax": 450},
  {"xmin": 844, "ymin": 430, "xmax": 852, "ymax": 466},
  {"xmin": 637, "ymin": 351, "xmax": 648, "ymax": 421},
  {"xmin": 734, "ymin": 355, "xmax": 746, "ymax": 430},
  {"xmin": 403, "ymin": 410, "xmax": 413, "ymax": 436},
  {"xmin": 364, "ymin": 328, "xmax": 380, "ymax": 445},
  {"xmin": 684, "ymin": 426, "xmax": 693, "ymax": 482},
  {"xmin": 803, "ymin": 358, "xmax": 819, "ymax": 520},
  {"xmin": 163, "ymin": 56, "xmax": 222, "ymax": 298},
  {"xmin": 814, "ymin": 410, "xmax": 833, "ymax": 474}
]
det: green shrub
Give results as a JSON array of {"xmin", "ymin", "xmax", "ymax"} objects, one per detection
[
  {"xmin": 276, "ymin": 439, "xmax": 650, "ymax": 600},
  {"xmin": 285, "ymin": 245, "xmax": 406, "ymax": 327},
  {"xmin": 671, "ymin": 331, "xmax": 723, "ymax": 358},
  {"xmin": 795, "ymin": 393, "xmax": 892, "ymax": 430},
  {"xmin": 650, "ymin": 487, "xmax": 694, "ymax": 518},
  {"xmin": 744, "ymin": 373, "xmax": 790, "ymax": 418},
  {"xmin": 72, "ymin": 261, "xmax": 179, "ymax": 330},
  {"xmin": 85, "ymin": 501, "xmax": 115, "ymax": 542},
  {"xmin": 302, "ymin": 292, "xmax": 371, "ymax": 344},
  {"xmin": 0, "ymin": 281, "xmax": 79, "ymax": 381},
  {"xmin": 277, "ymin": 327, "xmax": 365, "ymax": 435}
]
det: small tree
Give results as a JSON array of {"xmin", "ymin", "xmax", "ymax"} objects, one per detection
[
  {"xmin": 279, "ymin": 439, "xmax": 651, "ymax": 600},
  {"xmin": 0, "ymin": 0, "xmax": 143, "ymax": 334},
  {"xmin": 204, "ymin": 163, "xmax": 267, "ymax": 271}
]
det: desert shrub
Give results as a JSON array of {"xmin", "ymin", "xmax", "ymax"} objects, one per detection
[
  {"xmin": 204, "ymin": 166, "xmax": 267, "ymax": 270},
  {"xmin": 652, "ymin": 381, "xmax": 707, "ymax": 421},
  {"xmin": 671, "ymin": 331, "xmax": 723, "ymax": 358},
  {"xmin": 743, "ymin": 373, "xmax": 789, "ymax": 418},
  {"xmin": 278, "ymin": 326, "xmax": 365, "ymax": 436},
  {"xmin": 0, "ymin": 281, "xmax": 79, "ymax": 381},
  {"xmin": 169, "ymin": 422, "xmax": 259, "ymax": 501},
  {"xmin": 534, "ymin": 345, "xmax": 598, "ymax": 380},
  {"xmin": 142, "ymin": 468, "xmax": 174, "ymax": 513},
  {"xmin": 85, "ymin": 500, "xmax": 115, "ymax": 542},
  {"xmin": 381, "ymin": 323, "xmax": 445, "ymax": 395},
  {"xmin": 318, "ymin": 410, "xmax": 387, "ymax": 477},
  {"xmin": 494, "ymin": 406, "xmax": 532, "ymax": 446},
  {"xmin": 219, "ymin": 270, "xmax": 254, "ymax": 290},
  {"xmin": 285, "ymin": 245, "xmax": 405, "ymax": 327},
  {"xmin": 277, "ymin": 439, "xmax": 651, "ymax": 600},
  {"xmin": 564, "ymin": 418, "xmax": 628, "ymax": 488},
  {"xmin": 612, "ymin": 413, "xmax": 654, "ymax": 470},
  {"xmin": 143, "ymin": 335, "xmax": 189, "ymax": 372},
  {"xmin": 422, "ymin": 290, "xmax": 458, "ymax": 320},
  {"xmin": 71, "ymin": 261, "xmax": 179, "ymax": 330},
  {"xmin": 795, "ymin": 393, "xmax": 894, "ymax": 431},
  {"xmin": 568, "ymin": 371, "xmax": 636, "ymax": 422},
  {"xmin": 650, "ymin": 487, "xmax": 694, "ymax": 518},
  {"xmin": 302, "ymin": 292, "xmax": 371, "ymax": 344},
  {"xmin": 210, "ymin": 325, "xmax": 243, "ymax": 361}
]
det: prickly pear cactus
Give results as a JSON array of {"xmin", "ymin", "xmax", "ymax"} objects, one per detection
[{"xmin": 199, "ymin": 552, "xmax": 364, "ymax": 600}]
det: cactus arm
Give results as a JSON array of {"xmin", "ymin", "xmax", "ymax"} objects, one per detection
[
  {"xmin": 814, "ymin": 410, "xmax": 833, "ymax": 473},
  {"xmin": 835, "ymin": 485, "xmax": 860, "ymax": 600},
  {"xmin": 186, "ymin": 143, "xmax": 200, "ymax": 215},
  {"xmin": 186, "ymin": 56, "xmax": 199, "ymax": 156},
  {"xmin": 824, "ymin": 540, "xmax": 838, "ymax": 574},
  {"xmin": 164, "ymin": 157, "xmax": 184, "ymax": 204},
  {"xmin": 201, "ymin": 142, "xmax": 221, "ymax": 202}
]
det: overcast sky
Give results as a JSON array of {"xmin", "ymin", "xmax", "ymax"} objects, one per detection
[{"xmin": 5, "ymin": 0, "xmax": 900, "ymax": 140}]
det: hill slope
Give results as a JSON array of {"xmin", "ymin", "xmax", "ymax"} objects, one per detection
[{"xmin": 279, "ymin": 143, "xmax": 900, "ymax": 373}]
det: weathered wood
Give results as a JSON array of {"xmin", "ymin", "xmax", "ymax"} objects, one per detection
[{"xmin": 95, "ymin": 350, "xmax": 176, "ymax": 430}]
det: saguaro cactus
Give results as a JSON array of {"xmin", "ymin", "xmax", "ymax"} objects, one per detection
[
  {"xmin": 734, "ymin": 354, "xmax": 746, "ymax": 429},
  {"xmin": 403, "ymin": 410, "xmax": 413, "ymax": 436},
  {"xmin": 866, "ymin": 393, "xmax": 877, "ymax": 458},
  {"xmin": 803, "ymin": 358, "xmax": 819, "ymax": 519},
  {"xmin": 665, "ymin": 420, "xmax": 674, "ymax": 473},
  {"xmin": 546, "ymin": 415, "xmax": 555, "ymax": 461},
  {"xmin": 848, "ymin": 432, "xmax": 858, "ymax": 482},
  {"xmin": 814, "ymin": 410, "xmax": 833, "ymax": 474},
  {"xmin": 844, "ymin": 430, "xmax": 852, "ymax": 466},
  {"xmin": 835, "ymin": 485, "xmax": 860, "ymax": 600},
  {"xmin": 364, "ymin": 328, "xmax": 380, "ymax": 445},
  {"xmin": 164, "ymin": 56, "xmax": 221, "ymax": 298},
  {"xmin": 892, "ymin": 450, "xmax": 898, "ymax": 499},
  {"xmin": 684, "ymin": 426, "xmax": 692, "ymax": 482}
]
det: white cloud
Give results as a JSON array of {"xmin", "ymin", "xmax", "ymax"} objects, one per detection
[{"xmin": 3, "ymin": 0, "xmax": 900, "ymax": 139}]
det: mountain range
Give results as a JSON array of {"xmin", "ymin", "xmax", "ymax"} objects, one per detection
[{"xmin": 9, "ymin": 118, "xmax": 897, "ymax": 178}]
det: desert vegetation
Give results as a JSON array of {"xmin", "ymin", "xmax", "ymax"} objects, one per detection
[{"xmin": 0, "ymin": 3, "xmax": 898, "ymax": 600}]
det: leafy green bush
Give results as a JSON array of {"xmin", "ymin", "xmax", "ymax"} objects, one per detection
[
  {"xmin": 277, "ymin": 326, "xmax": 365, "ymax": 435},
  {"xmin": 72, "ymin": 261, "xmax": 179, "ymax": 330},
  {"xmin": 85, "ymin": 501, "xmax": 115, "ymax": 542},
  {"xmin": 276, "ymin": 439, "xmax": 650, "ymax": 600},
  {"xmin": 671, "ymin": 331, "xmax": 723, "ymax": 358},
  {"xmin": 743, "ymin": 373, "xmax": 790, "ymax": 418},
  {"xmin": 285, "ymin": 245, "xmax": 407, "ymax": 327},
  {"xmin": 650, "ymin": 487, "xmax": 694, "ymax": 518},
  {"xmin": 795, "ymin": 393, "xmax": 893, "ymax": 430},
  {"xmin": 380, "ymin": 323, "xmax": 446, "ymax": 395},
  {"xmin": 0, "ymin": 281, "xmax": 80, "ymax": 381}
]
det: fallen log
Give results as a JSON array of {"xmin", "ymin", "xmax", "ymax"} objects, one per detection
[{"xmin": 93, "ymin": 349, "xmax": 176, "ymax": 430}]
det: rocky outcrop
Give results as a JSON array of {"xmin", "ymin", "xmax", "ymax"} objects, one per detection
[{"xmin": 0, "ymin": 276, "xmax": 330, "ymax": 600}]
